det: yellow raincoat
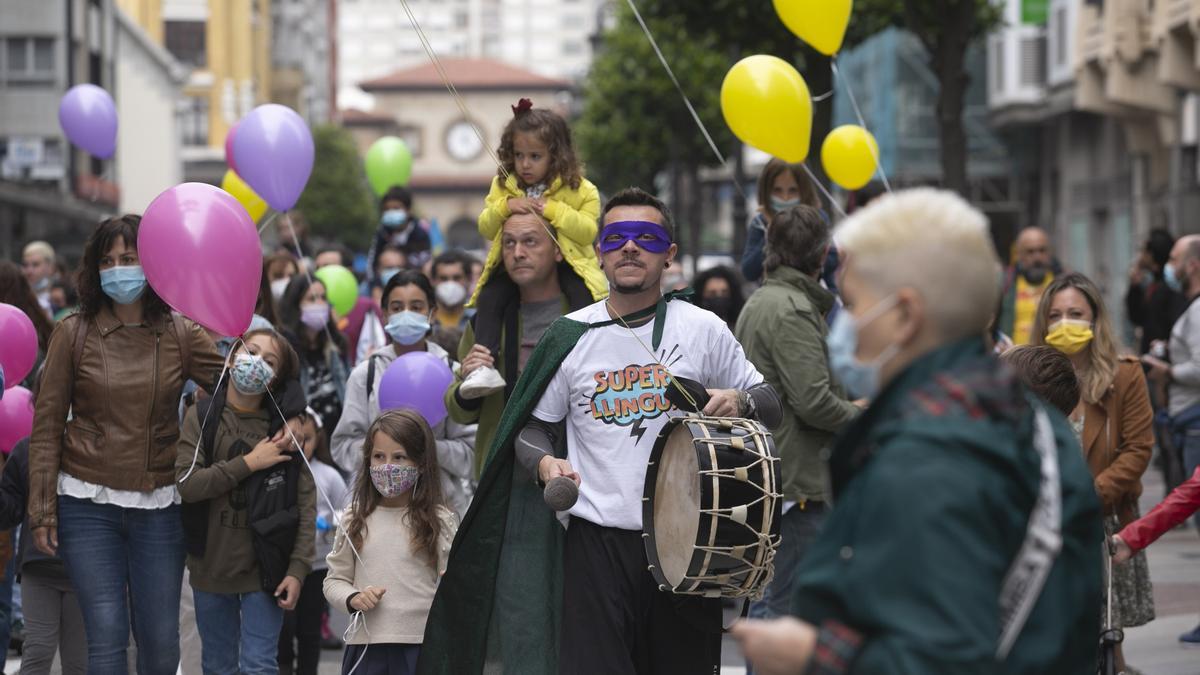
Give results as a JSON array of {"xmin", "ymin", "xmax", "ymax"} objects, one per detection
[{"xmin": 469, "ymin": 174, "xmax": 607, "ymax": 307}]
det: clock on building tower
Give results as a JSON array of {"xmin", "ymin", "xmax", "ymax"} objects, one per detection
[{"xmin": 445, "ymin": 120, "xmax": 484, "ymax": 162}]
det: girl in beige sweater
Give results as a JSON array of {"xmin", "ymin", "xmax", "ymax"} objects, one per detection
[{"xmin": 324, "ymin": 410, "xmax": 458, "ymax": 675}]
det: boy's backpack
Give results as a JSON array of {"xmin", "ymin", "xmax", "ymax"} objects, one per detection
[{"xmin": 180, "ymin": 379, "xmax": 307, "ymax": 594}]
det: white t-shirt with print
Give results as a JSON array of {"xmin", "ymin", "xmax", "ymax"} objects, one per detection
[{"xmin": 531, "ymin": 299, "xmax": 764, "ymax": 530}]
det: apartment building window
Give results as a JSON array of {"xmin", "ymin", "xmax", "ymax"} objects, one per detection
[
  {"xmin": 180, "ymin": 96, "xmax": 209, "ymax": 147},
  {"xmin": 165, "ymin": 20, "xmax": 207, "ymax": 67},
  {"xmin": 562, "ymin": 40, "xmax": 583, "ymax": 56},
  {"xmin": 1054, "ymin": 7, "xmax": 1067, "ymax": 66},
  {"xmin": 2, "ymin": 37, "xmax": 55, "ymax": 84}
]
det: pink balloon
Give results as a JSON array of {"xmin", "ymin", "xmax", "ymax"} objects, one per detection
[
  {"xmin": 0, "ymin": 386, "xmax": 33, "ymax": 453},
  {"xmin": 139, "ymin": 183, "xmax": 263, "ymax": 337},
  {"xmin": 224, "ymin": 121, "xmax": 240, "ymax": 175},
  {"xmin": 0, "ymin": 304, "xmax": 36, "ymax": 389}
]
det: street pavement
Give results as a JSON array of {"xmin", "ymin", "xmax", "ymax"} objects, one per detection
[{"xmin": 7, "ymin": 467, "xmax": 1198, "ymax": 674}]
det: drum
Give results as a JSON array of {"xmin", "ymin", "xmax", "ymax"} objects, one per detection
[{"xmin": 642, "ymin": 414, "xmax": 782, "ymax": 599}]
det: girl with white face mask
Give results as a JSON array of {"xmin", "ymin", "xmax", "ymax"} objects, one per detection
[{"xmin": 329, "ymin": 271, "xmax": 479, "ymax": 519}]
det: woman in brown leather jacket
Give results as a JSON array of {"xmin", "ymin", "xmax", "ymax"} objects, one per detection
[
  {"xmin": 27, "ymin": 215, "xmax": 227, "ymax": 674},
  {"xmin": 1031, "ymin": 271, "xmax": 1155, "ymax": 671}
]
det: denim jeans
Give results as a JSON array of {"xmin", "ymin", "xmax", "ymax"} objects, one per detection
[
  {"xmin": 193, "ymin": 588, "xmax": 284, "ymax": 675},
  {"xmin": 57, "ymin": 496, "xmax": 186, "ymax": 675},
  {"xmin": 745, "ymin": 503, "xmax": 828, "ymax": 674},
  {"xmin": 750, "ymin": 502, "xmax": 828, "ymax": 620}
]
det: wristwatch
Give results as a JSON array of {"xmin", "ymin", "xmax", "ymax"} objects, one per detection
[{"xmin": 739, "ymin": 389, "xmax": 756, "ymax": 418}]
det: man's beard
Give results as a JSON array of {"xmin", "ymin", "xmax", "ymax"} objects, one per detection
[{"xmin": 1021, "ymin": 264, "xmax": 1048, "ymax": 285}]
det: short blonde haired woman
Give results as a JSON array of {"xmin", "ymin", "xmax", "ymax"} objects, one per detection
[{"xmin": 1030, "ymin": 271, "xmax": 1155, "ymax": 666}]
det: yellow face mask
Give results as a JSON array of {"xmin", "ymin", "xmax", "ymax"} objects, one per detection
[{"xmin": 1046, "ymin": 319, "xmax": 1094, "ymax": 355}]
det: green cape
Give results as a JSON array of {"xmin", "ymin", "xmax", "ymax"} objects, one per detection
[{"xmin": 418, "ymin": 293, "xmax": 689, "ymax": 675}]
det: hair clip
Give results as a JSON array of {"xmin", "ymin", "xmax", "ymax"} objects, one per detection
[{"xmin": 512, "ymin": 98, "xmax": 533, "ymax": 116}]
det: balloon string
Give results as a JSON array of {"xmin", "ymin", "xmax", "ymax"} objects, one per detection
[
  {"xmin": 396, "ymin": 0, "xmax": 506, "ymax": 179},
  {"xmin": 622, "ymin": 0, "xmax": 750, "ymax": 205},
  {"xmin": 393, "ymin": 0, "xmax": 565, "ymax": 256},
  {"xmin": 260, "ymin": 387, "xmax": 372, "ymax": 675},
  {"xmin": 801, "ymin": 162, "xmax": 847, "ymax": 219},
  {"xmin": 88, "ymin": 164, "xmax": 113, "ymax": 203},
  {"xmin": 258, "ymin": 209, "xmax": 280, "ymax": 236},
  {"xmin": 831, "ymin": 59, "xmax": 892, "ymax": 193},
  {"xmin": 811, "ymin": 89, "xmax": 834, "ymax": 102},
  {"xmin": 284, "ymin": 211, "xmax": 341, "ymax": 350},
  {"xmin": 179, "ymin": 343, "xmax": 238, "ymax": 484}
]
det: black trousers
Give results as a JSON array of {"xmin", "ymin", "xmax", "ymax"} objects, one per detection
[
  {"xmin": 559, "ymin": 518, "xmax": 722, "ymax": 675},
  {"xmin": 278, "ymin": 568, "xmax": 326, "ymax": 675}
]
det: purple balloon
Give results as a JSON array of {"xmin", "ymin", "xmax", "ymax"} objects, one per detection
[
  {"xmin": 0, "ymin": 304, "xmax": 36, "ymax": 389},
  {"xmin": 378, "ymin": 352, "xmax": 454, "ymax": 427},
  {"xmin": 232, "ymin": 104, "xmax": 314, "ymax": 211},
  {"xmin": 139, "ymin": 183, "xmax": 263, "ymax": 337},
  {"xmin": 59, "ymin": 84, "xmax": 117, "ymax": 159}
]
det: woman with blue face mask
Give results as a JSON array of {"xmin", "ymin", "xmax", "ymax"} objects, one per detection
[
  {"xmin": 330, "ymin": 270, "xmax": 478, "ymax": 518},
  {"xmin": 741, "ymin": 159, "xmax": 820, "ymax": 284},
  {"xmin": 26, "ymin": 214, "xmax": 229, "ymax": 673}
]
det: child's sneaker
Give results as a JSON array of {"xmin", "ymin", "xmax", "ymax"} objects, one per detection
[{"xmin": 460, "ymin": 366, "xmax": 506, "ymax": 399}]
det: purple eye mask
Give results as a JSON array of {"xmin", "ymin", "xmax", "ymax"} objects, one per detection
[{"xmin": 598, "ymin": 220, "xmax": 673, "ymax": 254}]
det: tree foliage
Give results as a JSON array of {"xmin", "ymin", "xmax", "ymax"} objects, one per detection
[
  {"xmin": 628, "ymin": 0, "xmax": 1003, "ymax": 194},
  {"xmin": 576, "ymin": 3, "xmax": 734, "ymax": 194},
  {"xmin": 296, "ymin": 125, "xmax": 376, "ymax": 250}
]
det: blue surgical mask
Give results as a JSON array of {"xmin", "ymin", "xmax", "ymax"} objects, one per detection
[
  {"xmin": 100, "ymin": 265, "xmax": 147, "ymax": 305},
  {"xmin": 381, "ymin": 209, "xmax": 408, "ymax": 228},
  {"xmin": 1165, "ymin": 262, "xmax": 1183, "ymax": 293},
  {"xmin": 385, "ymin": 310, "xmax": 430, "ymax": 346},
  {"xmin": 379, "ymin": 267, "xmax": 401, "ymax": 286},
  {"xmin": 770, "ymin": 197, "xmax": 802, "ymax": 213},
  {"xmin": 826, "ymin": 296, "xmax": 899, "ymax": 399}
]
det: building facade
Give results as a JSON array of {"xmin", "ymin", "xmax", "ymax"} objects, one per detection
[
  {"xmin": 0, "ymin": 0, "xmax": 184, "ymax": 262},
  {"xmin": 986, "ymin": 0, "xmax": 1200, "ymax": 324},
  {"xmin": 119, "ymin": 0, "xmax": 278, "ymax": 183},
  {"xmin": 353, "ymin": 57, "xmax": 570, "ymax": 249},
  {"xmin": 272, "ymin": 0, "xmax": 335, "ymax": 125},
  {"xmin": 338, "ymin": 0, "xmax": 607, "ymax": 111}
]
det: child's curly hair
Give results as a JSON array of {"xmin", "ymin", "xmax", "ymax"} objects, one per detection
[{"xmin": 497, "ymin": 103, "xmax": 583, "ymax": 191}]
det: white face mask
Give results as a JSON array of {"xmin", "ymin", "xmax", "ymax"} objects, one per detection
[
  {"xmin": 270, "ymin": 277, "xmax": 291, "ymax": 301},
  {"xmin": 435, "ymin": 281, "xmax": 467, "ymax": 308}
]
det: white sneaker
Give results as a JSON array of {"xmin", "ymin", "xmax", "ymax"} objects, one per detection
[{"xmin": 460, "ymin": 366, "xmax": 506, "ymax": 399}]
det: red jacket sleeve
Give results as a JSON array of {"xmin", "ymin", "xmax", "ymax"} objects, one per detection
[{"xmin": 1119, "ymin": 467, "xmax": 1200, "ymax": 551}]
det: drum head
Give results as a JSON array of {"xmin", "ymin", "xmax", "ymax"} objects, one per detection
[{"xmin": 653, "ymin": 423, "xmax": 700, "ymax": 587}]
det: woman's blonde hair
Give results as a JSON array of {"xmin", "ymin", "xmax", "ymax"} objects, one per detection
[{"xmin": 1029, "ymin": 272, "xmax": 1119, "ymax": 405}]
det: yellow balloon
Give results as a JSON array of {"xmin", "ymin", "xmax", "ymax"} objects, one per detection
[
  {"xmin": 720, "ymin": 55, "xmax": 812, "ymax": 163},
  {"xmin": 773, "ymin": 0, "xmax": 853, "ymax": 56},
  {"xmin": 821, "ymin": 125, "xmax": 880, "ymax": 190},
  {"xmin": 221, "ymin": 169, "xmax": 268, "ymax": 223}
]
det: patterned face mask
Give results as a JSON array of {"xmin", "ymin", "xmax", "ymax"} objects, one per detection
[
  {"xmin": 230, "ymin": 352, "xmax": 274, "ymax": 395},
  {"xmin": 369, "ymin": 463, "xmax": 420, "ymax": 498}
]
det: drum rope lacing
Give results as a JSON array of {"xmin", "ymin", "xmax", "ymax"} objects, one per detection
[{"xmin": 648, "ymin": 417, "xmax": 783, "ymax": 600}]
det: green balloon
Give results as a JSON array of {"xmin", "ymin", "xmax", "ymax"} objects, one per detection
[
  {"xmin": 365, "ymin": 136, "xmax": 413, "ymax": 196},
  {"xmin": 314, "ymin": 265, "xmax": 358, "ymax": 317}
]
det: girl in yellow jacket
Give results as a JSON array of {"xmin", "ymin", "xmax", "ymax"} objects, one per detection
[{"xmin": 460, "ymin": 98, "xmax": 606, "ymax": 398}]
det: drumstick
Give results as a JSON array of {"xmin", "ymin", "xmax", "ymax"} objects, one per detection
[{"xmin": 543, "ymin": 476, "xmax": 579, "ymax": 512}]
